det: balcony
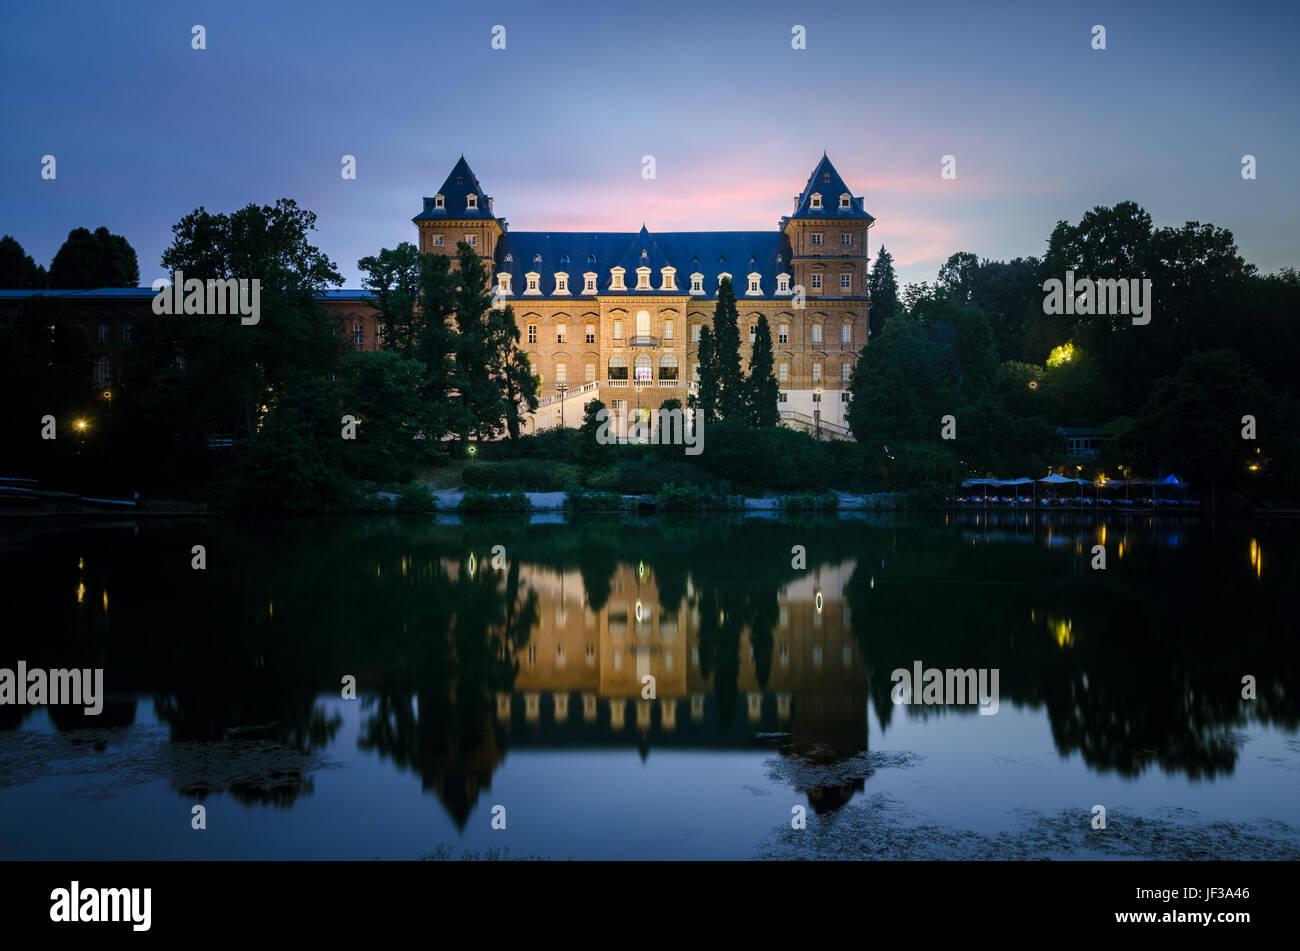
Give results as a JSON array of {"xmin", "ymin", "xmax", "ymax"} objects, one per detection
[{"xmin": 629, "ymin": 335, "xmax": 659, "ymax": 348}]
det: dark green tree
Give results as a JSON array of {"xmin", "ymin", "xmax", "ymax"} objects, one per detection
[
  {"xmin": 712, "ymin": 277, "xmax": 745, "ymax": 420},
  {"xmin": 695, "ymin": 325, "xmax": 719, "ymax": 424},
  {"xmin": 0, "ymin": 235, "xmax": 45, "ymax": 288},
  {"xmin": 357, "ymin": 243, "xmax": 423, "ymax": 356},
  {"xmin": 745, "ymin": 314, "xmax": 780, "ymax": 427},
  {"xmin": 48, "ymin": 226, "xmax": 139, "ymax": 288},
  {"xmin": 867, "ymin": 245, "xmax": 900, "ymax": 336}
]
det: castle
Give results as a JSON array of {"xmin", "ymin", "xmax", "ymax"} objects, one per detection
[{"xmin": 409, "ymin": 153, "xmax": 874, "ymax": 436}]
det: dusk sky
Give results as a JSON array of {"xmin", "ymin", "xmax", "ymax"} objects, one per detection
[{"xmin": 2, "ymin": 0, "xmax": 1297, "ymax": 289}]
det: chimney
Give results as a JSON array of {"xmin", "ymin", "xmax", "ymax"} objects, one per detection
[{"xmin": 793, "ymin": 196, "xmax": 799, "ymax": 213}]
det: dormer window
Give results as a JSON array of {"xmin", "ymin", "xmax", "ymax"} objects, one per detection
[
  {"xmin": 524, "ymin": 271, "xmax": 541, "ymax": 295},
  {"xmin": 635, "ymin": 267, "xmax": 652, "ymax": 290},
  {"xmin": 466, "ymin": 194, "xmax": 478, "ymax": 211},
  {"xmin": 690, "ymin": 273, "xmax": 704, "ymax": 294},
  {"xmin": 456, "ymin": 176, "xmax": 463, "ymax": 184},
  {"xmin": 776, "ymin": 273, "xmax": 791, "ymax": 295},
  {"xmin": 660, "ymin": 267, "xmax": 676, "ymax": 291},
  {"xmin": 561, "ymin": 253, "xmax": 570, "ymax": 264},
  {"xmin": 839, "ymin": 194, "xmax": 851, "ymax": 209},
  {"xmin": 822, "ymin": 172, "xmax": 831, "ymax": 182},
  {"xmin": 810, "ymin": 193, "xmax": 823, "ymax": 209},
  {"xmin": 640, "ymin": 249, "xmax": 648, "ymax": 261},
  {"xmin": 554, "ymin": 272, "xmax": 570, "ymax": 295},
  {"xmin": 434, "ymin": 194, "xmax": 445, "ymax": 210},
  {"xmin": 504, "ymin": 253, "xmax": 513, "ymax": 263},
  {"xmin": 746, "ymin": 272, "xmax": 762, "ymax": 296},
  {"xmin": 610, "ymin": 267, "xmax": 626, "ymax": 291},
  {"xmin": 583, "ymin": 272, "xmax": 597, "ymax": 294},
  {"xmin": 717, "ymin": 271, "xmax": 732, "ymax": 289},
  {"xmin": 497, "ymin": 273, "xmax": 512, "ymax": 295},
  {"xmin": 533, "ymin": 253, "xmax": 542, "ymax": 264}
]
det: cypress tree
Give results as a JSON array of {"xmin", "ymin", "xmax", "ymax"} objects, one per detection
[
  {"xmin": 696, "ymin": 325, "xmax": 719, "ymax": 424},
  {"xmin": 868, "ymin": 245, "xmax": 900, "ymax": 337},
  {"xmin": 712, "ymin": 276, "xmax": 745, "ymax": 419},
  {"xmin": 746, "ymin": 314, "xmax": 780, "ymax": 427}
]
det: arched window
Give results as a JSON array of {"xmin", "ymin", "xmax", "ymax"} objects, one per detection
[
  {"xmin": 634, "ymin": 354, "xmax": 652, "ymax": 381},
  {"xmin": 659, "ymin": 354, "xmax": 679, "ymax": 380},
  {"xmin": 608, "ymin": 353, "xmax": 628, "ymax": 381}
]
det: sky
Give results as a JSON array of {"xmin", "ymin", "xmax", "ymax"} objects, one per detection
[{"xmin": 1, "ymin": 0, "xmax": 1297, "ymax": 290}]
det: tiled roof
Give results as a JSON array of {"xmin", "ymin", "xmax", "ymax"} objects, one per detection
[
  {"xmin": 413, "ymin": 155, "xmax": 496, "ymax": 221},
  {"xmin": 494, "ymin": 228, "xmax": 797, "ymax": 299},
  {"xmin": 786, "ymin": 154, "xmax": 875, "ymax": 222}
]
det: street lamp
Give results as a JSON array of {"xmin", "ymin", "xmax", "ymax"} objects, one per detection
[{"xmin": 556, "ymin": 380, "xmax": 569, "ymax": 429}]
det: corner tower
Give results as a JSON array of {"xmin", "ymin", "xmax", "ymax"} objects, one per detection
[
  {"xmin": 413, "ymin": 156, "xmax": 506, "ymax": 267},
  {"xmin": 780, "ymin": 154, "xmax": 874, "ymax": 303}
]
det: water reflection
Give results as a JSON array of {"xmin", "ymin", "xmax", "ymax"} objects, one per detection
[{"xmin": 1, "ymin": 513, "xmax": 1296, "ymax": 826}]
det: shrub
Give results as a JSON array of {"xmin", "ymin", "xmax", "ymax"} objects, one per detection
[
  {"xmin": 655, "ymin": 480, "xmax": 741, "ymax": 511},
  {"xmin": 395, "ymin": 482, "xmax": 437, "ymax": 512},
  {"xmin": 458, "ymin": 489, "xmax": 532, "ymax": 513},
  {"xmin": 778, "ymin": 491, "xmax": 840, "ymax": 512},
  {"xmin": 563, "ymin": 491, "xmax": 626, "ymax": 512}
]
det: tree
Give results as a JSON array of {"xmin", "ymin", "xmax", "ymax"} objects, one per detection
[
  {"xmin": 696, "ymin": 325, "xmax": 719, "ymax": 424},
  {"xmin": 712, "ymin": 276, "xmax": 745, "ymax": 420},
  {"xmin": 745, "ymin": 314, "xmax": 780, "ymax": 427},
  {"xmin": 337, "ymin": 349, "xmax": 436, "ymax": 477},
  {"xmin": 48, "ymin": 226, "xmax": 139, "ymax": 288},
  {"xmin": 358, "ymin": 243, "xmax": 423, "ymax": 356},
  {"xmin": 154, "ymin": 199, "xmax": 344, "ymax": 442},
  {"xmin": 447, "ymin": 242, "xmax": 537, "ymax": 441},
  {"xmin": 0, "ymin": 236, "xmax": 45, "ymax": 288},
  {"xmin": 867, "ymin": 245, "xmax": 900, "ymax": 336}
]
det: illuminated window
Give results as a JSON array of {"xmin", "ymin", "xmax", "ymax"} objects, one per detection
[
  {"xmin": 778, "ymin": 362, "xmax": 789, "ymax": 382},
  {"xmin": 610, "ymin": 267, "xmax": 626, "ymax": 291},
  {"xmin": 660, "ymin": 267, "xmax": 676, "ymax": 290},
  {"xmin": 636, "ymin": 267, "xmax": 651, "ymax": 290},
  {"xmin": 497, "ymin": 273, "xmax": 511, "ymax": 294}
]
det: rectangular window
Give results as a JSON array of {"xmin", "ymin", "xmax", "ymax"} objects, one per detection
[
  {"xmin": 611, "ymin": 399, "xmax": 625, "ymax": 411},
  {"xmin": 811, "ymin": 324, "xmax": 822, "ymax": 344},
  {"xmin": 664, "ymin": 320, "xmax": 674, "ymax": 340},
  {"xmin": 841, "ymin": 391, "xmax": 851, "ymax": 403},
  {"xmin": 812, "ymin": 363, "xmax": 822, "ymax": 382},
  {"xmin": 841, "ymin": 362, "xmax": 851, "ymax": 381},
  {"xmin": 585, "ymin": 277, "xmax": 596, "ymax": 293},
  {"xmin": 556, "ymin": 324, "xmax": 566, "ymax": 344},
  {"xmin": 691, "ymin": 277, "xmax": 703, "ymax": 293},
  {"xmin": 122, "ymin": 323, "xmax": 133, "ymax": 342},
  {"xmin": 586, "ymin": 324, "xmax": 595, "ymax": 344},
  {"xmin": 811, "ymin": 274, "xmax": 822, "ymax": 289},
  {"xmin": 841, "ymin": 324, "xmax": 851, "ymax": 344},
  {"xmin": 585, "ymin": 363, "xmax": 595, "ymax": 382},
  {"xmin": 353, "ymin": 324, "xmax": 363, "ymax": 345},
  {"xmin": 778, "ymin": 391, "xmax": 788, "ymax": 404},
  {"xmin": 841, "ymin": 274, "xmax": 851, "ymax": 290},
  {"xmin": 556, "ymin": 362, "xmax": 567, "ymax": 382},
  {"xmin": 778, "ymin": 325, "xmax": 788, "ymax": 344},
  {"xmin": 749, "ymin": 325, "xmax": 757, "ymax": 344},
  {"xmin": 841, "ymin": 233, "xmax": 851, "ymax": 246},
  {"xmin": 467, "ymin": 234, "xmax": 477, "ymax": 246},
  {"xmin": 528, "ymin": 325, "xmax": 537, "ymax": 344},
  {"xmin": 811, "ymin": 233, "xmax": 822, "ymax": 246},
  {"xmin": 691, "ymin": 324, "xmax": 701, "ymax": 343},
  {"xmin": 613, "ymin": 320, "xmax": 623, "ymax": 340},
  {"xmin": 556, "ymin": 276, "xmax": 568, "ymax": 293},
  {"xmin": 778, "ymin": 362, "xmax": 789, "ymax": 382},
  {"xmin": 98, "ymin": 323, "xmax": 109, "ymax": 341},
  {"xmin": 434, "ymin": 235, "xmax": 444, "ymax": 247}
]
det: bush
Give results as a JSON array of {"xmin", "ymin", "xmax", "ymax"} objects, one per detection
[
  {"xmin": 462, "ymin": 459, "xmax": 562, "ymax": 491},
  {"xmin": 563, "ymin": 491, "xmax": 626, "ymax": 512},
  {"xmin": 778, "ymin": 491, "xmax": 840, "ymax": 512},
  {"xmin": 346, "ymin": 490, "xmax": 392, "ymax": 512},
  {"xmin": 655, "ymin": 481, "xmax": 741, "ymax": 511},
  {"xmin": 458, "ymin": 489, "xmax": 532, "ymax": 513},
  {"xmin": 586, "ymin": 466, "xmax": 623, "ymax": 492},
  {"xmin": 395, "ymin": 482, "xmax": 437, "ymax": 512}
]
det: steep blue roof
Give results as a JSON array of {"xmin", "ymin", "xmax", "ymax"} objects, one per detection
[
  {"xmin": 414, "ymin": 155, "xmax": 497, "ymax": 221},
  {"xmin": 494, "ymin": 228, "xmax": 797, "ymax": 299},
  {"xmin": 786, "ymin": 154, "xmax": 875, "ymax": 221}
]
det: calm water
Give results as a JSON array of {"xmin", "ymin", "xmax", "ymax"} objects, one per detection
[{"xmin": 1, "ymin": 512, "xmax": 1297, "ymax": 860}]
